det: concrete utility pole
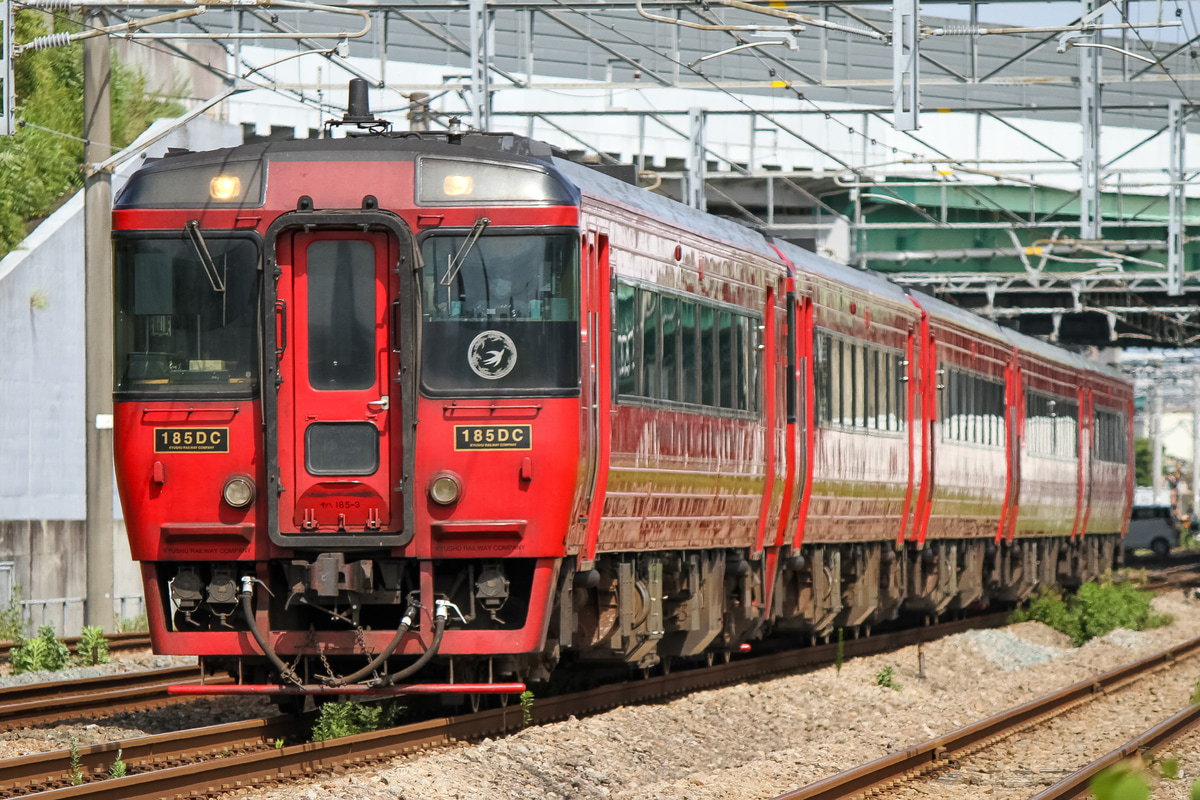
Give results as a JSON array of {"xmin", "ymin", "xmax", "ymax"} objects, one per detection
[
  {"xmin": 83, "ymin": 13, "xmax": 114, "ymax": 630},
  {"xmin": 1151, "ymin": 387, "xmax": 1164, "ymax": 500}
]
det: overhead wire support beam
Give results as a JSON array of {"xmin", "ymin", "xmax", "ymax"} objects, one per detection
[
  {"xmin": 892, "ymin": 0, "xmax": 919, "ymax": 131},
  {"xmin": 1078, "ymin": 0, "xmax": 1102, "ymax": 240},
  {"xmin": 469, "ymin": 0, "xmax": 491, "ymax": 130},
  {"xmin": 687, "ymin": 107, "xmax": 706, "ymax": 211},
  {"xmin": 1167, "ymin": 98, "xmax": 1186, "ymax": 296}
]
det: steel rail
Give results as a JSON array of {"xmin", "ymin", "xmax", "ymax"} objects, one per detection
[
  {"xmin": 0, "ymin": 716, "xmax": 295, "ymax": 794},
  {"xmin": 1029, "ymin": 702, "xmax": 1200, "ymax": 800},
  {"xmin": 14, "ymin": 613, "xmax": 1010, "ymax": 799},
  {"xmin": 0, "ymin": 667, "xmax": 224, "ymax": 731},
  {"xmin": 769, "ymin": 631, "xmax": 1200, "ymax": 800}
]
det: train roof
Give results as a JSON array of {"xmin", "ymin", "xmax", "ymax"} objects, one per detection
[
  {"xmin": 770, "ymin": 237, "xmax": 912, "ymax": 306},
  {"xmin": 551, "ymin": 158, "xmax": 782, "ymax": 264},
  {"xmin": 554, "ymin": 156, "xmax": 1128, "ymax": 387},
  {"xmin": 911, "ymin": 289, "xmax": 1126, "ymax": 383}
]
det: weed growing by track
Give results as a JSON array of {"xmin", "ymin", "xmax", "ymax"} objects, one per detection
[
  {"xmin": 0, "ymin": 588, "xmax": 25, "ymax": 642},
  {"xmin": 108, "ymin": 749, "xmax": 126, "ymax": 779},
  {"xmin": 1009, "ymin": 578, "xmax": 1173, "ymax": 646},
  {"xmin": 520, "ymin": 689, "xmax": 535, "ymax": 727},
  {"xmin": 875, "ymin": 666, "xmax": 901, "ymax": 690},
  {"xmin": 11, "ymin": 625, "xmax": 70, "ymax": 673},
  {"xmin": 310, "ymin": 700, "xmax": 404, "ymax": 742},
  {"xmin": 79, "ymin": 626, "xmax": 110, "ymax": 665},
  {"xmin": 68, "ymin": 735, "xmax": 83, "ymax": 785}
]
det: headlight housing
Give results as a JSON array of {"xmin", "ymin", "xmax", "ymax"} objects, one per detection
[
  {"xmin": 223, "ymin": 476, "xmax": 255, "ymax": 508},
  {"xmin": 428, "ymin": 472, "xmax": 462, "ymax": 505}
]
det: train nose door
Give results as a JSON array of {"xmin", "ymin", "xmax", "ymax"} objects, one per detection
[{"xmin": 276, "ymin": 229, "xmax": 397, "ymax": 536}]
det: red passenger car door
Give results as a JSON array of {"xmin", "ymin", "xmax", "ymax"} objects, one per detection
[{"xmin": 278, "ymin": 230, "xmax": 395, "ymax": 534}]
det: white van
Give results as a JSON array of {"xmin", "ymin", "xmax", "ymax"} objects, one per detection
[{"xmin": 1124, "ymin": 505, "xmax": 1180, "ymax": 558}]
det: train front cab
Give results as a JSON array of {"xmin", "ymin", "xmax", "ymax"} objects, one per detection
[{"xmin": 114, "ymin": 142, "xmax": 589, "ymax": 689}]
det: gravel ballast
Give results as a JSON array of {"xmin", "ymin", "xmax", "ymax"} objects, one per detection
[{"xmin": 210, "ymin": 592, "xmax": 1200, "ymax": 800}]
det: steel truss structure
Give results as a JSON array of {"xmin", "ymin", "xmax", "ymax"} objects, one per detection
[{"xmin": 7, "ymin": 0, "xmax": 1200, "ymax": 346}]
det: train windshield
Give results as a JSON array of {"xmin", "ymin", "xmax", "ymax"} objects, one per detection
[
  {"xmin": 420, "ymin": 230, "xmax": 579, "ymax": 395},
  {"xmin": 113, "ymin": 235, "xmax": 259, "ymax": 395}
]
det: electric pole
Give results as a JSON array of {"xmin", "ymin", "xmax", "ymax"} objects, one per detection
[{"xmin": 83, "ymin": 11, "xmax": 114, "ymax": 630}]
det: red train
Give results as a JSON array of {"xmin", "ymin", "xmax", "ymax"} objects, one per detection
[{"xmin": 111, "ymin": 83, "xmax": 1132, "ymax": 700}]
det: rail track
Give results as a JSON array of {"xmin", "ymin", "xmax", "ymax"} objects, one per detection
[
  {"xmin": 0, "ymin": 667, "xmax": 225, "ymax": 731},
  {"xmin": 768, "ymin": 630, "xmax": 1200, "ymax": 800},
  {"xmin": 0, "ymin": 612, "xmax": 1010, "ymax": 798},
  {"xmin": 0, "ymin": 634, "xmax": 151, "ymax": 663}
]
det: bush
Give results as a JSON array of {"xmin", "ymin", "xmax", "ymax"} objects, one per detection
[
  {"xmin": 310, "ymin": 700, "xmax": 402, "ymax": 742},
  {"xmin": 11, "ymin": 625, "xmax": 71, "ymax": 673},
  {"xmin": 118, "ymin": 614, "xmax": 149, "ymax": 633},
  {"xmin": 1010, "ymin": 580, "xmax": 1174, "ymax": 647}
]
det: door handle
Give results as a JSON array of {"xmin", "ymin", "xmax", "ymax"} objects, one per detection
[
  {"xmin": 368, "ymin": 396, "xmax": 390, "ymax": 411},
  {"xmin": 274, "ymin": 300, "xmax": 287, "ymax": 359}
]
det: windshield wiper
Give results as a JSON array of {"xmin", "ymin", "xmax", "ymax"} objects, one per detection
[
  {"xmin": 439, "ymin": 217, "xmax": 490, "ymax": 287},
  {"xmin": 185, "ymin": 219, "xmax": 227, "ymax": 294}
]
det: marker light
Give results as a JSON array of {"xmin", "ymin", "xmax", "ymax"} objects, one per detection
[
  {"xmin": 223, "ymin": 476, "xmax": 255, "ymax": 508},
  {"xmin": 442, "ymin": 175, "xmax": 474, "ymax": 197},
  {"xmin": 209, "ymin": 174, "xmax": 242, "ymax": 201},
  {"xmin": 429, "ymin": 472, "xmax": 462, "ymax": 505}
]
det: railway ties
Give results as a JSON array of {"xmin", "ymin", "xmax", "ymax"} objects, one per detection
[
  {"xmin": 769, "ymin": 631, "xmax": 1200, "ymax": 800},
  {"xmin": 0, "ymin": 612, "xmax": 1013, "ymax": 799}
]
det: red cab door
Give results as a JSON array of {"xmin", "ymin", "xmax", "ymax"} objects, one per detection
[{"xmin": 279, "ymin": 230, "xmax": 396, "ymax": 534}]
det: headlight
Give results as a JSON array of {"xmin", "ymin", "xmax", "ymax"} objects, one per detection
[
  {"xmin": 429, "ymin": 472, "xmax": 462, "ymax": 505},
  {"xmin": 223, "ymin": 476, "xmax": 255, "ymax": 508}
]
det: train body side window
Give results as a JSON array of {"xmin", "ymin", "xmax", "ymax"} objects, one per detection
[
  {"xmin": 1095, "ymin": 408, "xmax": 1129, "ymax": 463},
  {"xmin": 813, "ymin": 328, "xmax": 905, "ymax": 433},
  {"xmin": 614, "ymin": 278, "xmax": 761, "ymax": 415},
  {"xmin": 940, "ymin": 363, "xmax": 1005, "ymax": 447}
]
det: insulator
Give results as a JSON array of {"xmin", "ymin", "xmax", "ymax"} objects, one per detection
[
  {"xmin": 16, "ymin": 0, "xmax": 74, "ymax": 9},
  {"xmin": 18, "ymin": 32, "xmax": 73, "ymax": 52},
  {"xmin": 933, "ymin": 26, "xmax": 983, "ymax": 36}
]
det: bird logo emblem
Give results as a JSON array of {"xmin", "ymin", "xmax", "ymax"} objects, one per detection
[{"xmin": 467, "ymin": 331, "xmax": 517, "ymax": 380}]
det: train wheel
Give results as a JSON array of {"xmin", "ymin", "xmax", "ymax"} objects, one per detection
[{"xmin": 469, "ymin": 692, "xmax": 483, "ymax": 713}]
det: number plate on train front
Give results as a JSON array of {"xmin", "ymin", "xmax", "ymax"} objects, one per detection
[
  {"xmin": 454, "ymin": 425, "xmax": 531, "ymax": 451},
  {"xmin": 154, "ymin": 428, "xmax": 230, "ymax": 453}
]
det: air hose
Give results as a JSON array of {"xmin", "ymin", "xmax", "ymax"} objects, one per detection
[
  {"xmin": 334, "ymin": 600, "xmax": 451, "ymax": 687},
  {"xmin": 241, "ymin": 577, "xmax": 452, "ymax": 688},
  {"xmin": 239, "ymin": 577, "xmax": 301, "ymax": 686}
]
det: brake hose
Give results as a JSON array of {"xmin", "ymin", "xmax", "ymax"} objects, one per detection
[{"xmin": 239, "ymin": 578, "xmax": 301, "ymax": 686}]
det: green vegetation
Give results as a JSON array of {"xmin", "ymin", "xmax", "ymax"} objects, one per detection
[
  {"xmin": 108, "ymin": 749, "xmax": 125, "ymax": 779},
  {"xmin": 519, "ymin": 689, "xmax": 535, "ymax": 727},
  {"xmin": 1009, "ymin": 580, "xmax": 1174, "ymax": 647},
  {"xmin": 0, "ymin": 588, "xmax": 26, "ymax": 642},
  {"xmin": 309, "ymin": 700, "xmax": 403, "ymax": 742},
  {"xmin": 69, "ymin": 734, "xmax": 84, "ymax": 786},
  {"xmin": 10, "ymin": 624, "xmax": 70, "ymax": 673},
  {"xmin": 1135, "ymin": 438, "xmax": 1153, "ymax": 488},
  {"xmin": 118, "ymin": 614, "xmax": 149, "ymax": 633},
  {"xmin": 1091, "ymin": 756, "xmax": 1189, "ymax": 800},
  {"xmin": 874, "ymin": 665, "xmax": 901, "ymax": 691},
  {"xmin": 78, "ymin": 625, "xmax": 109, "ymax": 666},
  {"xmin": 3, "ymin": 10, "xmax": 183, "ymax": 258}
]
